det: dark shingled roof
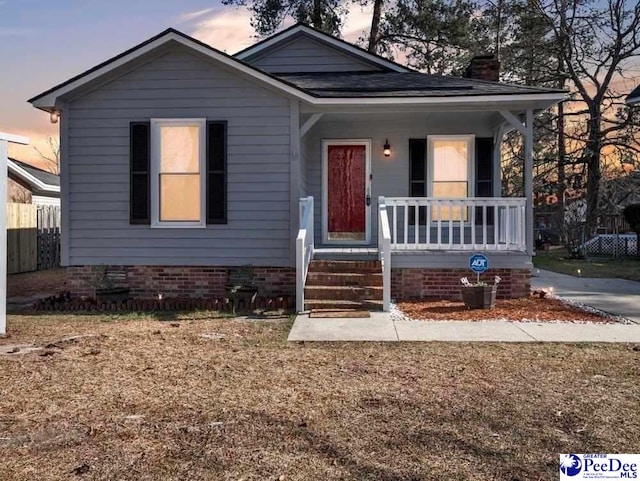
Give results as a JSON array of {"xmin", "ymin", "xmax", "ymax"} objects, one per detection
[
  {"xmin": 276, "ymin": 71, "xmax": 564, "ymax": 98},
  {"xmin": 627, "ymin": 84, "xmax": 640, "ymax": 104},
  {"xmin": 9, "ymin": 158, "xmax": 60, "ymax": 187}
]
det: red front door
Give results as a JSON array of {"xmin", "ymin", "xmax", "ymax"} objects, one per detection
[{"xmin": 326, "ymin": 144, "xmax": 367, "ymax": 242}]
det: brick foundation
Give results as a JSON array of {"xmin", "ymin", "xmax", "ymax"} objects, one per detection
[
  {"xmin": 67, "ymin": 265, "xmax": 295, "ymax": 299},
  {"xmin": 391, "ymin": 268, "xmax": 530, "ymax": 300}
]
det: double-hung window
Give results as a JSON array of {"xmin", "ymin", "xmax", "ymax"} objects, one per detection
[
  {"xmin": 150, "ymin": 118, "xmax": 206, "ymax": 228},
  {"xmin": 427, "ymin": 135, "xmax": 474, "ymax": 221}
]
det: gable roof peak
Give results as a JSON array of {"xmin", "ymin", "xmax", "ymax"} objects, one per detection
[{"xmin": 234, "ymin": 22, "xmax": 412, "ymax": 73}]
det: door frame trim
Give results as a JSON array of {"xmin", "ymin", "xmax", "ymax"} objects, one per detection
[{"xmin": 321, "ymin": 139, "xmax": 372, "ymax": 245}]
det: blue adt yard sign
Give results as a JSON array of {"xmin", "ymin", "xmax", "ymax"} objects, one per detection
[{"xmin": 469, "ymin": 253, "xmax": 489, "ymax": 274}]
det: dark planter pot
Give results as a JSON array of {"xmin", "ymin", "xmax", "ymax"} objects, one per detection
[
  {"xmin": 461, "ymin": 285, "xmax": 497, "ymax": 309},
  {"xmin": 95, "ymin": 287, "xmax": 130, "ymax": 303}
]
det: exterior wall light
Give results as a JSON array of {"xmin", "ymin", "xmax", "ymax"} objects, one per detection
[
  {"xmin": 49, "ymin": 110, "xmax": 60, "ymax": 124},
  {"xmin": 383, "ymin": 139, "xmax": 391, "ymax": 157}
]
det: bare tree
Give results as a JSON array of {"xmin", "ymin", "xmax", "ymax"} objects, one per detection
[
  {"xmin": 33, "ymin": 136, "xmax": 60, "ymax": 175},
  {"xmin": 367, "ymin": 0, "xmax": 384, "ymax": 52},
  {"xmin": 533, "ymin": 0, "xmax": 640, "ymax": 235}
]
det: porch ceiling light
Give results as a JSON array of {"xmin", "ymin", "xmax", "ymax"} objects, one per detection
[{"xmin": 383, "ymin": 139, "xmax": 391, "ymax": 157}]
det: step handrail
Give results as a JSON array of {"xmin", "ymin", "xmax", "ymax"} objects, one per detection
[
  {"xmin": 378, "ymin": 196, "xmax": 391, "ymax": 311},
  {"xmin": 296, "ymin": 196, "xmax": 314, "ymax": 312}
]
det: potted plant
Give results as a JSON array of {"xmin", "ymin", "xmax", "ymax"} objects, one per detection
[
  {"xmin": 460, "ymin": 275, "xmax": 501, "ymax": 309},
  {"xmin": 93, "ymin": 265, "xmax": 130, "ymax": 303}
]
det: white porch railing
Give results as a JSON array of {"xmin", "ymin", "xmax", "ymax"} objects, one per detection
[
  {"xmin": 296, "ymin": 196, "xmax": 314, "ymax": 312},
  {"xmin": 385, "ymin": 197, "xmax": 527, "ymax": 251},
  {"xmin": 378, "ymin": 197, "xmax": 392, "ymax": 312}
]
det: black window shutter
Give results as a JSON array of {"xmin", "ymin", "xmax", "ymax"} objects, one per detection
[
  {"xmin": 207, "ymin": 121, "xmax": 227, "ymax": 224},
  {"xmin": 409, "ymin": 139, "xmax": 427, "ymax": 224},
  {"xmin": 475, "ymin": 137, "xmax": 494, "ymax": 224},
  {"xmin": 130, "ymin": 121, "xmax": 150, "ymax": 224}
]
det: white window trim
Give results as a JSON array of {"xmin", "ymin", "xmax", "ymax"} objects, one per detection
[
  {"xmin": 426, "ymin": 134, "xmax": 475, "ymax": 198},
  {"xmin": 150, "ymin": 118, "xmax": 207, "ymax": 228}
]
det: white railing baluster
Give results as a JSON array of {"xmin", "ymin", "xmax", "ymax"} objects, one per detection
[
  {"xmin": 504, "ymin": 206, "xmax": 513, "ymax": 250},
  {"xmin": 426, "ymin": 202, "xmax": 431, "ymax": 248},
  {"xmin": 471, "ymin": 204, "xmax": 476, "ymax": 250},
  {"xmin": 437, "ymin": 203, "xmax": 442, "ymax": 248},
  {"xmin": 493, "ymin": 205, "xmax": 500, "ymax": 250},
  {"xmin": 392, "ymin": 203, "xmax": 397, "ymax": 246},
  {"xmin": 520, "ymin": 203, "xmax": 526, "ymax": 251},
  {"xmin": 459, "ymin": 201, "xmax": 464, "ymax": 249},
  {"xmin": 403, "ymin": 201, "xmax": 409, "ymax": 249},
  {"xmin": 448, "ymin": 201, "xmax": 453, "ymax": 248},
  {"xmin": 414, "ymin": 200, "xmax": 419, "ymax": 248},
  {"xmin": 482, "ymin": 204, "xmax": 487, "ymax": 250}
]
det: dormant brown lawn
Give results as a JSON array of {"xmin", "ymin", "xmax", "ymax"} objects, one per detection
[{"xmin": 1, "ymin": 312, "xmax": 638, "ymax": 480}]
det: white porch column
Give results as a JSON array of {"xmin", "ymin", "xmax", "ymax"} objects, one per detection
[
  {"xmin": 492, "ymin": 123, "xmax": 507, "ymax": 197},
  {"xmin": 524, "ymin": 109, "xmax": 534, "ymax": 256},
  {"xmin": 0, "ymin": 132, "xmax": 29, "ymax": 335}
]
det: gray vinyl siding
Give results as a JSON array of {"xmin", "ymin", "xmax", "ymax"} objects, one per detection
[
  {"xmin": 303, "ymin": 112, "xmax": 498, "ymax": 247},
  {"xmin": 66, "ymin": 47, "xmax": 293, "ymax": 267},
  {"xmin": 244, "ymin": 34, "xmax": 381, "ymax": 73},
  {"xmin": 300, "ymin": 135, "xmax": 310, "ymax": 197}
]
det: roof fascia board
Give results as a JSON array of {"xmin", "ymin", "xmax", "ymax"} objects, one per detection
[
  {"xmin": 309, "ymin": 92, "xmax": 565, "ymax": 106},
  {"xmin": 7, "ymin": 160, "xmax": 60, "ymax": 192},
  {"xmin": 626, "ymin": 95, "xmax": 640, "ymax": 105},
  {"xmin": 235, "ymin": 25, "xmax": 410, "ymax": 73}
]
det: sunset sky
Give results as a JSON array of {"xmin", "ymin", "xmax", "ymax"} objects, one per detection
[
  {"xmin": 2, "ymin": 1, "xmax": 638, "ymax": 168},
  {"xmin": 0, "ymin": 0, "xmax": 373, "ymax": 164}
]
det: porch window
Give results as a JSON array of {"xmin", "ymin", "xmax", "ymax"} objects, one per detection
[
  {"xmin": 428, "ymin": 135, "xmax": 474, "ymax": 221},
  {"xmin": 150, "ymin": 119, "xmax": 206, "ymax": 228}
]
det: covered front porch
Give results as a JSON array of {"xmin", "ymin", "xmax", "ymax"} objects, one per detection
[
  {"xmin": 294, "ymin": 105, "xmax": 541, "ymax": 313},
  {"xmin": 296, "ymin": 108, "xmax": 535, "ymax": 249}
]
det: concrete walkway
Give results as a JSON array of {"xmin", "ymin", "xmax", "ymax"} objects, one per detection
[
  {"xmin": 288, "ymin": 313, "xmax": 640, "ymax": 342},
  {"xmin": 289, "ymin": 269, "xmax": 640, "ymax": 342},
  {"xmin": 531, "ymin": 269, "xmax": 640, "ymax": 323}
]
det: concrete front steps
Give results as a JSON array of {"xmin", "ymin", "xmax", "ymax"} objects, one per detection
[{"xmin": 305, "ymin": 260, "xmax": 383, "ymax": 311}]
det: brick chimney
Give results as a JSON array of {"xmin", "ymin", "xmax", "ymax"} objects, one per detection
[{"xmin": 464, "ymin": 54, "xmax": 500, "ymax": 82}]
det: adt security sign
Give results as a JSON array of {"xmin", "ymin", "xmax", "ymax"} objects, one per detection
[{"xmin": 469, "ymin": 253, "xmax": 489, "ymax": 274}]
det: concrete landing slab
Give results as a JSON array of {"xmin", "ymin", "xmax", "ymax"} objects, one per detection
[{"xmin": 288, "ymin": 312, "xmax": 396, "ymax": 341}]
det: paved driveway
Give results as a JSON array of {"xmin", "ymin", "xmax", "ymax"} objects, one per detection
[{"xmin": 531, "ymin": 269, "xmax": 640, "ymax": 324}]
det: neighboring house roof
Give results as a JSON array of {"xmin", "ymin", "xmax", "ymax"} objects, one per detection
[
  {"xmin": 277, "ymin": 71, "xmax": 562, "ymax": 98},
  {"xmin": 29, "ymin": 27, "xmax": 565, "ymax": 111},
  {"xmin": 234, "ymin": 23, "xmax": 411, "ymax": 73},
  {"xmin": 7, "ymin": 158, "xmax": 60, "ymax": 194},
  {"xmin": 627, "ymin": 85, "xmax": 640, "ymax": 105}
]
